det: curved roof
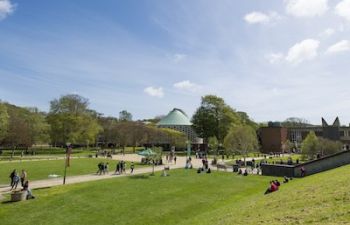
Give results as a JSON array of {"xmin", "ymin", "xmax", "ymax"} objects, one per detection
[{"xmin": 157, "ymin": 108, "xmax": 192, "ymax": 126}]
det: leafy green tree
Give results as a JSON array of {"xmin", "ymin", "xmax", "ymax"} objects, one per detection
[
  {"xmin": 119, "ymin": 110, "xmax": 133, "ymax": 121},
  {"xmin": 47, "ymin": 94, "xmax": 102, "ymax": 146},
  {"xmin": 301, "ymin": 131, "xmax": 318, "ymax": 159},
  {"xmin": 0, "ymin": 103, "xmax": 9, "ymax": 142},
  {"xmin": 223, "ymin": 125, "xmax": 258, "ymax": 166},
  {"xmin": 317, "ymin": 138, "xmax": 342, "ymax": 156},
  {"xmin": 192, "ymin": 95, "xmax": 241, "ymax": 143}
]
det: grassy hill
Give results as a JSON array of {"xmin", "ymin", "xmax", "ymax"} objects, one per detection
[{"xmin": 1, "ymin": 166, "xmax": 350, "ymax": 225}]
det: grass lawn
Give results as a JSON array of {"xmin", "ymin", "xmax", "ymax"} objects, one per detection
[
  {"xmin": 0, "ymin": 158, "xmax": 143, "ymax": 185},
  {"xmin": 2, "ymin": 165, "xmax": 350, "ymax": 224}
]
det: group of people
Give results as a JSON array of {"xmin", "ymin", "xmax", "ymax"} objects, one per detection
[
  {"xmin": 197, "ymin": 157, "xmax": 211, "ymax": 174},
  {"xmin": 96, "ymin": 162, "xmax": 109, "ymax": 175},
  {"xmin": 9, "ymin": 169, "xmax": 27, "ymax": 190},
  {"xmin": 264, "ymin": 176, "xmax": 292, "ymax": 195},
  {"xmin": 115, "ymin": 161, "xmax": 134, "ymax": 174},
  {"xmin": 9, "ymin": 169, "xmax": 34, "ymax": 199},
  {"xmin": 96, "ymin": 161, "xmax": 135, "ymax": 175}
]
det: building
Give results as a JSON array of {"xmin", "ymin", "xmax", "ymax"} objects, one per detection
[
  {"xmin": 157, "ymin": 108, "xmax": 199, "ymax": 143},
  {"xmin": 259, "ymin": 117, "xmax": 350, "ymax": 153}
]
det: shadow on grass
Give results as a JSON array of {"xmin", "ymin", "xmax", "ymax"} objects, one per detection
[{"xmin": 128, "ymin": 174, "xmax": 150, "ymax": 180}]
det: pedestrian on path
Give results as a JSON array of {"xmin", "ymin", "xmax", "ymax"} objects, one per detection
[
  {"xmin": 20, "ymin": 169, "xmax": 27, "ymax": 187},
  {"xmin": 130, "ymin": 162, "xmax": 134, "ymax": 174},
  {"xmin": 9, "ymin": 169, "xmax": 17, "ymax": 187},
  {"xmin": 174, "ymin": 156, "xmax": 177, "ymax": 165}
]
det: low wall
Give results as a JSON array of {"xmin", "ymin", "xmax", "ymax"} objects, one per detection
[{"xmin": 261, "ymin": 150, "xmax": 350, "ymax": 177}]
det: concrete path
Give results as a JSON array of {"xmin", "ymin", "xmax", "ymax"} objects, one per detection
[
  {"xmin": 0, "ymin": 155, "xmax": 204, "ymax": 194},
  {"xmin": 0, "ymin": 154, "xmax": 265, "ymax": 194}
]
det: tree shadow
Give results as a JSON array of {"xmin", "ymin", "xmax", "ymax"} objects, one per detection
[{"xmin": 128, "ymin": 175, "xmax": 149, "ymax": 180}]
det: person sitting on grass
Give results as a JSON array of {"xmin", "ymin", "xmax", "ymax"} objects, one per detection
[
  {"xmin": 243, "ymin": 169, "xmax": 248, "ymax": 176},
  {"xmin": 283, "ymin": 176, "xmax": 289, "ymax": 183},
  {"xmin": 273, "ymin": 180, "xmax": 280, "ymax": 187},
  {"xmin": 22, "ymin": 180, "xmax": 35, "ymax": 199},
  {"xmin": 264, "ymin": 181, "xmax": 278, "ymax": 195}
]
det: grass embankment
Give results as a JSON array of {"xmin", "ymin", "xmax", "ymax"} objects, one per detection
[
  {"xmin": 0, "ymin": 158, "xmax": 143, "ymax": 185},
  {"xmin": 2, "ymin": 166, "xmax": 350, "ymax": 224}
]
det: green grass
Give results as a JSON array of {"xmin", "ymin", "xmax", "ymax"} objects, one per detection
[
  {"xmin": 2, "ymin": 166, "xmax": 350, "ymax": 224},
  {"xmin": 0, "ymin": 158, "xmax": 143, "ymax": 185}
]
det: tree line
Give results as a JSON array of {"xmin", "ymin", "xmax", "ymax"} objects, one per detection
[{"xmin": 0, "ymin": 94, "xmax": 186, "ymax": 150}]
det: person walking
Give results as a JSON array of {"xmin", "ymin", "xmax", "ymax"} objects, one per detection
[
  {"xmin": 174, "ymin": 156, "xmax": 177, "ymax": 165},
  {"xmin": 9, "ymin": 169, "xmax": 17, "ymax": 187},
  {"xmin": 11, "ymin": 173, "xmax": 20, "ymax": 190},
  {"xmin": 20, "ymin": 169, "xmax": 27, "ymax": 187},
  {"xmin": 130, "ymin": 162, "xmax": 134, "ymax": 174}
]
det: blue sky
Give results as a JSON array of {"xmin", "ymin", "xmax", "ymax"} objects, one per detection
[{"xmin": 1, "ymin": 0, "xmax": 350, "ymax": 124}]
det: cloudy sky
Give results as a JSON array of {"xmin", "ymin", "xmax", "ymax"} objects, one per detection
[{"xmin": 1, "ymin": 0, "xmax": 350, "ymax": 124}]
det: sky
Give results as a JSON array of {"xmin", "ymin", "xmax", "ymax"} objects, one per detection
[{"xmin": 1, "ymin": 0, "xmax": 350, "ymax": 125}]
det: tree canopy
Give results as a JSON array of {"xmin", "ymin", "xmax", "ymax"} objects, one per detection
[
  {"xmin": 191, "ymin": 95, "xmax": 242, "ymax": 143},
  {"xmin": 223, "ymin": 125, "xmax": 258, "ymax": 164},
  {"xmin": 47, "ymin": 94, "xmax": 102, "ymax": 145}
]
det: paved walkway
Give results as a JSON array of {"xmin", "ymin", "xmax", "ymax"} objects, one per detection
[
  {"xmin": 0, "ymin": 155, "xmax": 204, "ymax": 194},
  {"xmin": 0, "ymin": 154, "xmax": 265, "ymax": 194}
]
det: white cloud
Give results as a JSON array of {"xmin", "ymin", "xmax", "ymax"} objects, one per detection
[
  {"xmin": 0, "ymin": 0, "xmax": 15, "ymax": 20},
  {"xmin": 285, "ymin": 0, "xmax": 328, "ymax": 17},
  {"xmin": 244, "ymin": 11, "xmax": 280, "ymax": 24},
  {"xmin": 326, "ymin": 40, "xmax": 350, "ymax": 54},
  {"xmin": 144, "ymin": 86, "xmax": 164, "ymax": 98},
  {"xmin": 265, "ymin": 53, "xmax": 284, "ymax": 64},
  {"xmin": 173, "ymin": 53, "xmax": 187, "ymax": 63},
  {"xmin": 173, "ymin": 80, "xmax": 202, "ymax": 92},
  {"xmin": 319, "ymin": 28, "xmax": 335, "ymax": 38},
  {"xmin": 335, "ymin": 0, "xmax": 350, "ymax": 21},
  {"xmin": 285, "ymin": 39, "xmax": 320, "ymax": 64}
]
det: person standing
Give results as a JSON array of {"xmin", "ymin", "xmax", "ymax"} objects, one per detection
[
  {"xmin": 11, "ymin": 172, "xmax": 20, "ymax": 190},
  {"xmin": 20, "ymin": 169, "xmax": 27, "ymax": 187},
  {"xmin": 174, "ymin": 156, "xmax": 177, "ymax": 165},
  {"xmin": 9, "ymin": 169, "xmax": 17, "ymax": 187},
  {"xmin": 130, "ymin": 162, "xmax": 134, "ymax": 174}
]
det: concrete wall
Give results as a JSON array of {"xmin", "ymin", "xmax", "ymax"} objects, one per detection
[{"xmin": 261, "ymin": 150, "xmax": 350, "ymax": 177}]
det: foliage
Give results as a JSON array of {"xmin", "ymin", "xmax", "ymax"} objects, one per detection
[
  {"xmin": 191, "ymin": 95, "xmax": 242, "ymax": 142},
  {"xmin": 317, "ymin": 137, "xmax": 342, "ymax": 156},
  {"xmin": 119, "ymin": 110, "xmax": 133, "ymax": 121},
  {"xmin": 47, "ymin": 94, "xmax": 102, "ymax": 145},
  {"xmin": 1, "ymin": 104, "xmax": 50, "ymax": 147},
  {"xmin": 0, "ymin": 103, "xmax": 9, "ymax": 142},
  {"xmin": 301, "ymin": 131, "xmax": 318, "ymax": 159},
  {"xmin": 223, "ymin": 125, "xmax": 259, "ymax": 164}
]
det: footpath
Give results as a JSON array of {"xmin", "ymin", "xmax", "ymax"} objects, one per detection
[
  {"xmin": 0, "ymin": 154, "xmax": 266, "ymax": 194},
  {"xmin": 0, "ymin": 155, "xmax": 201, "ymax": 194}
]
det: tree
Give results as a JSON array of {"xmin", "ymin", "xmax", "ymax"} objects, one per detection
[
  {"xmin": 0, "ymin": 103, "xmax": 9, "ymax": 142},
  {"xmin": 301, "ymin": 131, "xmax": 318, "ymax": 160},
  {"xmin": 317, "ymin": 138, "xmax": 342, "ymax": 156},
  {"xmin": 119, "ymin": 110, "xmax": 132, "ymax": 121},
  {"xmin": 47, "ymin": 95, "xmax": 102, "ymax": 146},
  {"xmin": 192, "ymin": 95, "xmax": 241, "ymax": 143},
  {"xmin": 223, "ymin": 125, "xmax": 258, "ymax": 166}
]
